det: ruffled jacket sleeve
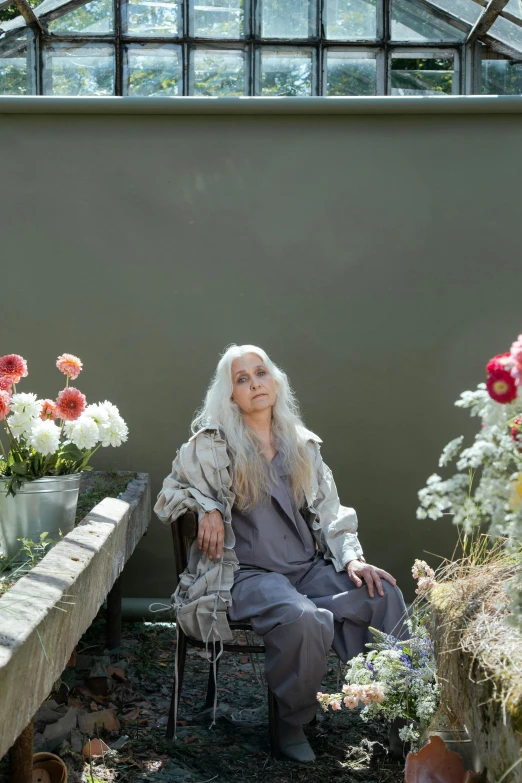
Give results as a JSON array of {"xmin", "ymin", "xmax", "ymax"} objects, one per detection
[
  {"xmin": 306, "ymin": 436, "xmax": 364, "ymax": 572},
  {"xmin": 154, "ymin": 441, "xmax": 224, "ymax": 524}
]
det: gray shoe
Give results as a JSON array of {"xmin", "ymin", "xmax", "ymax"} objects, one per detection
[{"xmin": 277, "ymin": 717, "xmax": 316, "ymax": 763}]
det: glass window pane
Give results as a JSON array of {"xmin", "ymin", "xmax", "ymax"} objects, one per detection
[
  {"xmin": 261, "ymin": 0, "xmax": 314, "ymax": 39},
  {"xmin": 43, "ymin": 43, "xmax": 114, "ymax": 95},
  {"xmin": 193, "ymin": 49, "xmax": 246, "ymax": 95},
  {"xmin": 482, "ymin": 58, "xmax": 522, "ymax": 94},
  {"xmin": 325, "ymin": 0, "xmax": 377, "ymax": 40},
  {"xmin": 391, "ymin": 0, "xmax": 465, "ymax": 41},
  {"xmin": 260, "ymin": 50, "xmax": 312, "ymax": 94},
  {"xmin": 0, "ymin": 34, "xmax": 29, "ymax": 95},
  {"xmin": 490, "ymin": 16, "xmax": 522, "ymax": 52},
  {"xmin": 504, "ymin": 0, "xmax": 522, "ymax": 20},
  {"xmin": 124, "ymin": 43, "xmax": 181, "ymax": 95},
  {"xmin": 390, "ymin": 56, "xmax": 454, "ymax": 94},
  {"xmin": 123, "ymin": 0, "xmax": 180, "ymax": 36},
  {"xmin": 423, "ymin": 0, "xmax": 481, "ymax": 25},
  {"xmin": 48, "ymin": 0, "xmax": 114, "ymax": 34},
  {"xmin": 326, "ymin": 52, "xmax": 376, "ymax": 94},
  {"xmin": 192, "ymin": 0, "xmax": 244, "ymax": 38}
]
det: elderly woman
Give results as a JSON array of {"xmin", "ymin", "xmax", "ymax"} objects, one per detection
[{"xmin": 154, "ymin": 344, "xmax": 408, "ymax": 763}]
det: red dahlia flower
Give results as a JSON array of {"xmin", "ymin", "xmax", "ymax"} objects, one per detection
[
  {"xmin": 486, "ymin": 370, "xmax": 518, "ymax": 404},
  {"xmin": 486, "ymin": 352, "xmax": 511, "ymax": 375},
  {"xmin": 512, "ymin": 418, "xmax": 522, "ymax": 450},
  {"xmin": 55, "ymin": 387, "xmax": 86, "ymax": 421},
  {"xmin": 0, "ymin": 375, "xmax": 12, "ymax": 392},
  {"xmin": 0, "ymin": 354, "xmax": 28, "ymax": 384}
]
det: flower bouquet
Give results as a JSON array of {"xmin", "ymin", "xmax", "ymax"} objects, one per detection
[
  {"xmin": 0, "ymin": 353, "xmax": 129, "ymax": 561},
  {"xmin": 0, "ymin": 352, "xmax": 128, "ymax": 496},
  {"xmin": 317, "ymin": 614, "xmax": 439, "ymax": 752},
  {"xmin": 416, "ymin": 331, "xmax": 522, "ymax": 623}
]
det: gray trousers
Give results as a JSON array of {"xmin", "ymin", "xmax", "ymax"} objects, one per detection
[{"xmin": 229, "ymin": 555, "xmax": 408, "ymax": 725}]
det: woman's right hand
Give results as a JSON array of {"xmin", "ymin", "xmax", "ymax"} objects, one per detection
[{"xmin": 198, "ymin": 509, "xmax": 225, "ymax": 560}]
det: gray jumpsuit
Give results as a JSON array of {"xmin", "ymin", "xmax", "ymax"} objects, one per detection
[{"xmin": 228, "ymin": 451, "xmax": 408, "ymax": 726}]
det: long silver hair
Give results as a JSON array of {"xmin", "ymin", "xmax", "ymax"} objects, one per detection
[{"xmin": 191, "ymin": 344, "xmax": 314, "ymax": 512}]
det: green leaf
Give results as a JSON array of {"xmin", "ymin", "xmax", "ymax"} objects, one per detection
[{"xmin": 10, "ymin": 463, "xmax": 28, "ymax": 476}]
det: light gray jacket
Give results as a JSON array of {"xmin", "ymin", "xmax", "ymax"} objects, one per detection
[{"xmin": 154, "ymin": 424, "xmax": 364, "ymax": 643}]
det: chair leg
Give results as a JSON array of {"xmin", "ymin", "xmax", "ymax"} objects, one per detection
[
  {"xmin": 204, "ymin": 642, "xmax": 221, "ymax": 709},
  {"xmin": 268, "ymin": 686, "xmax": 280, "ymax": 759},
  {"xmin": 166, "ymin": 628, "xmax": 188, "ymax": 740}
]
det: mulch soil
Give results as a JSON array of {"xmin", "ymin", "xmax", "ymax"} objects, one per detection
[{"xmin": 2, "ymin": 611, "xmax": 406, "ymax": 783}]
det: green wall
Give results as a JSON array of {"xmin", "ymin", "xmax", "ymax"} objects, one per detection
[{"xmin": 1, "ymin": 101, "xmax": 521, "ymax": 602}]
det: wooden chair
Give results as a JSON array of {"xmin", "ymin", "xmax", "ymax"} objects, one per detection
[{"xmin": 166, "ymin": 511, "xmax": 280, "ymax": 757}]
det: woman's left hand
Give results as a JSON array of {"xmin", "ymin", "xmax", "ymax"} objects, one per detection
[{"xmin": 346, "ymin": 559, "xmax": 397, "ymax": 598}]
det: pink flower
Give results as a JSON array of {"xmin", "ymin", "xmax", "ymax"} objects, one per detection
[
  {"xmin": 511, "ymin": 335, "xmax": 522, "ymax": 383},
  {"xmin": 40, "ymin": 399, "xmax": 58, "ymax": 421},
  {"xmin": 343, "ymin": 695, "xmax": 359, "ymax": 709},
  {"xmin": 330, "ymin": 699, "xmax": 342, "ymax": 711},
  {"xmin": 0, "ymin": 354, "xmax": 28, "ymax": 384},
  {"xmin": 0, "ymin": 390, "xmax": 11, "ymax": 421},
  {"xmin": 55, "ymin": 387, "xmax": 86, "ymax": 421},
  {"xmin": 486, "ymin": 370, "xmax": 518, "ymax": 404},
  {"xmin": 56, "ymin": 353, "xmax": 83, "ymax": 380},
  {"xmin": 486, "ymin": 352, "xmax": 512, "ymax": 375},
  {"xmin": 0, "ymin": 375, "xmax": 12, "ymax": 392},
  {"xmin": 416, "ymin": 576, "xmax": 436, "ymax": 595}
]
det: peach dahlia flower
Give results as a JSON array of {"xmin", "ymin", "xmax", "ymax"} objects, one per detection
[
  {"xmin": 40, "ymin": 399, "xmax": 58, "ymax": 420},
  {"xmin": 56, "ymin": 353, "xmax": 83, "ymax": 380}
]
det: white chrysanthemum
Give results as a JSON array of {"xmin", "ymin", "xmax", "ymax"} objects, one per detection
[
  {"xmin": 28, "ymin": 420, "xmax": 61, "ymax": 456},
  {"xmin": 84, "ymin": 403, "xmax": 110, "ymax": 428},
  {"xmin": 68, "ymin": 415, "xmax": 100, "ymax": 450},
  {"xmin": 7, "ymin": 411, "xmax": 36, "ymax": 439},
  {"xmin": 10, "ymin": 392, "xmax": 42, "ymax": 419},
  {"xmin": 99, "ymin": 415, "xmax": 129, "ymax": 448}
]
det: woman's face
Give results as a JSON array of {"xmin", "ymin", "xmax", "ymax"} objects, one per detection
[{"xmin": 231, "ymin": 353, "xmax": 276, "ymax": 416}]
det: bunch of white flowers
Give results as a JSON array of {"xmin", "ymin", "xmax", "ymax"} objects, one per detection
[
  {"xmin": 318, "ymin": 620, "xmax": 439, "ymax": 751},
  {"xmin": 64, "ymin": 401, "xmax": 129, "ymax": 451}
]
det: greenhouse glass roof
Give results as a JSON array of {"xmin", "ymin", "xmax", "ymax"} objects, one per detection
[{"xmin": 2, "ymin": 0, "xmax": 522, "ymax": 96}]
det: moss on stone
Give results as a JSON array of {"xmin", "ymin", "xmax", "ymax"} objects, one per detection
[{"xmin": 76, "ymin": 471, "xmax": 137, "ymax": 525}]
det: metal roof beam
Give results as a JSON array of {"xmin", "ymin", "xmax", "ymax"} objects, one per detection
[{"xmin": 468, "ymin": 0, "xmax": 510, "ymax": 43}]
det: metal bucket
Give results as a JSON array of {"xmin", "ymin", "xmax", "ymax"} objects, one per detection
[{"xmin": 0, "ymin": 473, "xmax": 81, "ymax": 562}]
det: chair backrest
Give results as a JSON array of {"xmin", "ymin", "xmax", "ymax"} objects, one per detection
[{"xmin": 170, "ymin": 511, "xmax": 197, "ymax": 578}]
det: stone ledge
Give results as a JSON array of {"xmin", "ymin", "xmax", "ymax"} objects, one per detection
[{"xmin": 0, "ymin": 472, "xmax": 151, "ymax": 760}]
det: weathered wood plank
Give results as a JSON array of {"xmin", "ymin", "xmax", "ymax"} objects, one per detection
[{"xmin": 0, "ymin": 473, "xmax": 151, "ymax": 761}]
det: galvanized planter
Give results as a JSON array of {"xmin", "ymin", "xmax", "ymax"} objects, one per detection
[{"xmin": 0, "ymin": 474, "xmax": 81, "ymax": 562}]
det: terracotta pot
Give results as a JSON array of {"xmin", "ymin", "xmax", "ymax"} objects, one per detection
[{"xmin": 32, "ymin": 752, "xmax": 68, "ymax": 783}]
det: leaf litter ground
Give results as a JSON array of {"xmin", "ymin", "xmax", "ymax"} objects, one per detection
[{"xmin": 1, "ymin": 610, "xmax": 406, "ymax": 783}]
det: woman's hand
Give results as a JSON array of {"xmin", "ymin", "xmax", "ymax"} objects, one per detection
[
  {"xmin": 346, "ymin": 559, "xmax": 397, "ymax": 598},
  {"xmin": 198, "ymin": 509, "xmax": 225, "ymax": 561}
]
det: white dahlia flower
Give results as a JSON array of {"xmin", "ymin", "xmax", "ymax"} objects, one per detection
[
  {"xmin": 68, "ymin": 415, "xmax": 100, "ymax": 450},
  {"xmin": 28, "ymin": 420, "xmax": 61, "ymax": 456},
  {"xmin": 84, "ymin": 403, "xmax": 110, "ymax": 428},
  {"xmin": 11, "ymin": 392, "xmax": 42, "ymax": 419},
  {"xmin": 99, "ymin": 415, "xmax": 129, "ymax": 447},
  {"xmin": 7, "ymin": 411, "xmax": 36, "ymax": 439},
  {"xmin": 100, "ymin": 400, "xmax": 120, "ymax": 421}
]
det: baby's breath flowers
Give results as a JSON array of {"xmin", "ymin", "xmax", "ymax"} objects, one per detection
[
  {"xmin": 416, "ymin": 330, "xmax": 522, "ymax": 626},
  {"xmin": 0, "ymin": 352, "xmax": 129, "ymax": 496},
  {"xmin": 318, "ymin": 619, "xmax": 439, "ymax": 752}
]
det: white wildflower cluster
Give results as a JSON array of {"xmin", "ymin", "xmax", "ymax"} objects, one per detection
[
  {"xmin": 418, "ymin": 379, "xmax": 522, "ymax": 626},
  {"xmin": 318, "ymin": 620, "xmax": 439, "ymax": 752},
  {"xmin": 64, "ymin": 401, "xmax": 129, "ymax": 451},
  {"xmin": 418, "ymin": 385, "xmax": 522, "ymax": 537}
]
